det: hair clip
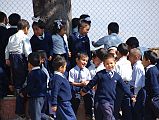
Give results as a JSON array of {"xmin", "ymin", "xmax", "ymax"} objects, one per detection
[
  {"xmin": 54, "ymin": 19, "xmax": 63, "ymax": 29},
  {"xmin": 32, "ymin": 16, "xmax": 40, "ymax": 22},
  {"xmin": 84, "ymin": 17, "xmax": 91, "ymax": 21}
]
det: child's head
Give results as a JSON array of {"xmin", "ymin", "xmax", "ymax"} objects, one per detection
[
  {"xmin": 103, "ymin": 53, "xmax": 116, "ymax": 71},
  {"xmin": 52, "ymin": 19, "xmax": 66, "ymax": 36},
  {"xmin": 52, "ymin": 55, "xmax": 66, "ymax": 73},
  {"xmin": 0, "ymin": 11, "xmax": 7, "ymax": 25},
  {"xmin": 72, "ymin": 18, "xmax": 79, "ymax": 29},
  {"xmin": 36, "ymin": 50, "xmax": 47, "ymax": 64},
  {"xmin": 126, "ymin": 37, "xmax": 139, "ymax": 51},
  {"xmin": 108, "ymin": 22, "xmax": 119, "ymax": 34},
  {"xmin": 92, "ymin": 48, "xmax": 107, "ymax": 67},
  {"xmin": 108, "ymin": 46, "xmax": 117, "ymax": 59},
  {"xmin": 8, "ymin": 13, "xmax": 21, "ymax": 26},
  {"xmin": 78, "ymin": 21, "xmax": 90, "ymax": 36},
  {"xmin": 17, "ymin": 19, "xmax": 30, "ymax": 35},
  {"xmin": 142, "ymin": 50, "xmax": 158, "ymax": 68},
  {"xmin": 79, "ymin": 14, "xmax": 91, "ymax": 25},
  {"xmin": 117, "ymin": 43, "xmax": 129, "ymax": 59},
  {"xmin": 32, "ymin": 17, "xmax": 45, "ymax": 36},
  {"xmin": 76, "ymin": 52, "xmax": 89, "ymax": 69},
  {"xmin": 128, "ymin": 48, "xmax": 142, "ymax": 65},
  {"xmin": 28, "ymin": 52, "xmax": 40, "ymax": 70}
]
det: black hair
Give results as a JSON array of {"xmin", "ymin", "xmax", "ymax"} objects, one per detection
[
  {"xmin": 96, "ymin": 48, "xmax": 108, "ymax": 61},
  {"xmin": 8, "ymin": 13, "xmax": 21, "ymax": 26},
  {"xmin": 108, "ymin": 22, "xmax": 119, "ymax": 34},
  {"xmin": 79, "ymin": 14, "xmax": 91, "ymax": 25},
  {"xmin": 117, "ymin": 43, "xmax": 129, "ymax": 56},
  {"xmin": 52, "ymin": 20, "xmax": 66, "ymax": 35},
  {"xmin": 52, "ymin": 55, "xmax": 66, "ymax": 71},
  {"xmin": 103, "ymin": 53, "xmax": 115, "ymax": 62},
  {"xmin": 32, "ymin": 19, "xmax": 45, "ymax": 29},
  {"xmin": 72, "ymin": 18, "xmax": 79, "ymax": 29},
  {"xmin": 0, "ymin": 11, "xmax": 7, "ymax": 23},
  {"xmin": 17, "ymin": 19, "xmax": 30, "ymax": 30},
  {"xmin": 126, "ymin": 37, "xmax": 139, "ymax": 48},
  {"xmin": 28, "ymin": 52, "xmax": 40, "ymax": 67},
  {"xmin": 36, "ymin": 50, "xmax": 47, "ymax": 59},
  {"xmin": 144, "ymin": 50, "xmax": 158, "ymax": 65},
  {"xmin": 76, "ymin": 52, "xmax": 88, "ymax": 60}
]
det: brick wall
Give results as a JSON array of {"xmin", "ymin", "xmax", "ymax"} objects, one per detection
[{"xmin": 0, "ymin": 96, "xmax": 16, "ymax": 120}]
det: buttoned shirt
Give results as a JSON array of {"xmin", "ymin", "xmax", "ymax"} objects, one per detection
[
  {"xmin": 92, "ymin": 33, "xmax": 122, "ymax": 49},
  {"xmin": 5, "ymin": 30, "xmax": 32, "ymax": 59},
  {"xmin": 129, "ymin": 60, "xmax": 145, "ymax": 95},
  {"xmin": 115, "ymin": 56, "xmax": 132, "ymax": 81}
]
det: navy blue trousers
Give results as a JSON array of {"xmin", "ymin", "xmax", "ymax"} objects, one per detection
[{"xmin": 55, "ymin": 101, "xmax": 77, "ymax": 120}]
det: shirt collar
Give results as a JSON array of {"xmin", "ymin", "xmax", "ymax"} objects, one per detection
[
  {"xmin": 9, "ymin": 26, "xmax": 18, "ymax": 28},
  {"xmin": 54, "ymin": 71, "xmax": 66, "ymax": 78},
  {"xmin": 38, "ymin": 33, "xmax": 45, "ymax": 40},
  {"xmin": 76, "ymin": 32, "xmax": 85, "ymax": 39},
  {"xmin": 32, "ymin": 66, "xmax": 41, "ymax": 70},
  {"xmin": 146, "ymin": 64, "xmax": 155, "ymax": 72},
  {"xmin": 0, "ymin": 23, "xmax": 6, "ymax": 28}
]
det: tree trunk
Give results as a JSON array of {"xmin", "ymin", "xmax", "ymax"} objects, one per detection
[{"xmin": 32, "ymin": 0, "xmax": 72, "ymax": 34}]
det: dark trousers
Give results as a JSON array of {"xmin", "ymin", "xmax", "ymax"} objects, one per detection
[
  {"xmin": 0, "ymin": 66, "xmax": 8, "ymax": 98},
  {"xmin": 94, "ymin": 101, "xmax": 115, "ymax": 120},
  {"xmin": 71, "ymin": 93, "xmax": 93, "ymax": 118},
  {"xmin": 55, "ymin": 101, "xmax": 77, "ymax": 120},
  {"xmin": 29, "ymin": 97, "xmax": 45, "ymax": 120}
]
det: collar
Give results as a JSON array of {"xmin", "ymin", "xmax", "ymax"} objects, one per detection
[
  {"xmin": 0, "ymin": 23, "xmax": 6, "ymax": 28},
  {"xmin": 38, "ymin": 33, "xmax": 45, "ymax": 40},
  {"xmin": 110, "ymin": 33, "xmax": 118, "ymax": 36},
  {"xmin": 133, "ymin": 60, "xmax": 142, "ymax": 68},
  {"xmin": 32, "ymin": 66, "xmax": 41, "ymax": 70},
  {"xmin": 146, "ymin": 64, "xmax": 155, "ymax": 72},
  {"xmin": 9, "ymin": 26, "xmax": 18, "ymax": 28},
  {"xmin": 54, "ymin": 71, "xmax": 65, "ymax": 78},
  {"xmin": 76, "ymin": 32, "xmax": 85, "ymax": 39},
  {"xmin": 75, "ymin": 65, "xmax": 84, "ymax": 71}
]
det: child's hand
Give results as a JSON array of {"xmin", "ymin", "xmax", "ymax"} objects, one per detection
[
  {"xmin": 51, "ymin": 106, "xmax": 57, "ymax": 112},
  {"xmin": 48, "ymin": 56, "xmax": 52, "ymax": 61},
  {"xmin": 131, "ymin": 95, "xmax": 136, "ymax": 103},
  {"xmin": 6, "ymin": 59, "xmax": 10, "ymax": 66},
  {"xmin": 80, "ymin": 90, "xmax": 87, "ymax": 96}
]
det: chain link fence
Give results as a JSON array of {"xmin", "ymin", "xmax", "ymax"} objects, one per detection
[{"xmin": 0, "ymin": 0, "xmax": 159, "ymax": 49}]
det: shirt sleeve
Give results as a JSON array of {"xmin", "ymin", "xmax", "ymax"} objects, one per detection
[
  {"xmin": 92, "ymin": 36, "xmax": 108, "ymax": 47},
  {"xmin": 68, "ymin": 69, "xmax": 75, "ymax": 82}
]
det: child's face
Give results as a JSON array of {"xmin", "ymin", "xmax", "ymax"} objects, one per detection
[
  {"xmin": 59, "ymin": 27, "xmax": 66, "ymax": 36},
  {"xmin": 92, "ymin": 56, "xmax": 102, "ymax": 67},
  {"xmin": 79, "ymin": 23, "xmax": 90, "ymax": 36},
  {"xmin": 142, "ymin": 56, "xmax": 150, "ymax": 68},
  {"xmin": 103, "ymin": 57, "xmax": 116, "ymax": 71},
  {"xmin": 59, "ymin": 63, "xmax": 67, "ymax": 74},
  {"xmin": 128, "ymin": 53, "xmax": 137, "ymax": 65},
  {"xmin": 33, "ymin": 25, "xmax": 44, "ymax": 36},
  {"xmin": 24, "ymin": 27, "xmax": 29, "ymax": 35},
  {"xmin": 76, "ymin": 55, "xmax": 88, "ymax": 69},
  {"xmin": 109, "ymin": 49, "xmax": 117, "ymax": 58}
]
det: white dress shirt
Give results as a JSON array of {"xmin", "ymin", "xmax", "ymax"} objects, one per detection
[
  {"xmin": 5, "ymin": 30, "xmax": 32, "ymax": 59},
  {"xmin": 115, "ymin": 56, "xmax": 132, "ymax": 81}
]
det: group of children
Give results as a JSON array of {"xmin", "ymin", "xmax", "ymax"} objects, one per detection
[{"xmin": 0, "ymin": 10, "xmax": 159, "ymax": 120}]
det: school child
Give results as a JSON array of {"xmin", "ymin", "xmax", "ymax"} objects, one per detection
[
  {"xmin": 26, "ymin": 52, "xmax": 47, "ymax": 120},
  {"xmin": 88, "ymin": 48, "xmax": 107, "ymax": 79},
  {"xmin": 108, "ymin": 46, "xmax": 118, "ymax": 60},
  {"xmin": 69, "ymin": 52, "xmax": 93, "ymax": 119},
  {"xmin": 0, "ymin": 11, "xmax": 8, "ymax": 98},
  {"xmin": 68, "ymin": 20, "xmax": 91, "ymax": 68},
  {"xmin": 80, "ymin": 53, "xmax": 135, "ymax": 120},
  {"xmin": 114, "ymin": 43, "xmax": 133, "ymax": 120},
  {"xmin": 92, "ymin": 22, "xmax": 122, "ymax": 50},
  {"xmin": 52, "ymin": 19, "xmax": 69, "ymax": 61},
  {"xmin": 50, "ymin": 55, "xmax": 77, "ymax": 120},
  {"xmin": 30, "ymin": 17, "xmax": 53, "ymax": 61},
  {"xmin": 142, "ymin": 50, "xmax": 159, "ymax": 120},
  {"xmin": 71, "ymin": 18, "xmax": 79, "ymax": 34},
  {"xmin": 128, "ymin": 48, "xmax": 145, "ymax": 119},
  {"xmin": 79, "ymin": 14, "xmax": 91, "ymax": 25},
  {"xmin": 5, "ymin": 19, "xmax": 32, "ymax": 118}
]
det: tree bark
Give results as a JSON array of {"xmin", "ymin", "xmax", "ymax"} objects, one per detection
[{"xmin": 32, "ymin": 0, "xmax": 72, "ymax": 34}]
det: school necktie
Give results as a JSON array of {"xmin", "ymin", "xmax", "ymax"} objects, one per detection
[{"xmin": 107, "ymin": 71, "xmax": 114, "ymax": 78}]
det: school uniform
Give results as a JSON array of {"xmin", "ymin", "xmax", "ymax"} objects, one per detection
[
  {"xmin": 5, "ymin": 30, "xmax": 32, "ymax": 115},
  {"xmin": 92, "ymin": 33, "xmax": 122, "ymax": 50},
  {"xmin": 0, "ymin": 23, "xmax": 8, "ymax": 98},
  {"xmin": 82, "ymin": 69, "xmax": 133, "ymax": 120},
  {"xmin": 52, "ymin": 34, "xmax": 69, "ymax": 61},
  {"xmin": 30, "ymin": 32, "xmax": 53, "ymax": 58},
  {"xmin": 114, "ymin": 56, "xmax": 133, "ymax": 120},
  {"xmin": 144, "ymin": 65, "xmax": 159, "ymax": 120},
  {"xmin": 50, "ymin": 71, "xmax": 76, "ymax": 120},
  {"xmin": 69, "ymin": 65, "xmax": 93, "ymax": 118},
  {"xmin": 68, "ymin": 32, "xmax": 91, "ymax": 68},
  {"xmin": 27, "ymin": 66, "xmax": 47, "ymax": 120}
]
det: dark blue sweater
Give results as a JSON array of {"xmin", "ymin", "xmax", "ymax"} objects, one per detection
[
  {"xmin": 50, "ymin": 74, "xmax": 72, "ymax": 106},
  {"xmin": 145, "ymin": 66, "xmax": 159, "ymax": 99},
  {"xmin": 30, "ymin": 32, "xmax": 53, "ymax": 57},
  {"xmin": 27, "ymin": 69, "xmax": 47, "ymax": 97},
  {"xmin": 82, "ymin": 69, "xmax": 133, "ymax": 105}
]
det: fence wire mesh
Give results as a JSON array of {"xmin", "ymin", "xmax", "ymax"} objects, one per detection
[{"xmin": 0, "ymin": 0, "xmax": 159, "ymax": 49}]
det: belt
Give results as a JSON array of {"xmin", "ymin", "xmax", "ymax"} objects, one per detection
[{"xmin": 9, "ymin": 51, "xmax": 22, "ymax": 54}]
